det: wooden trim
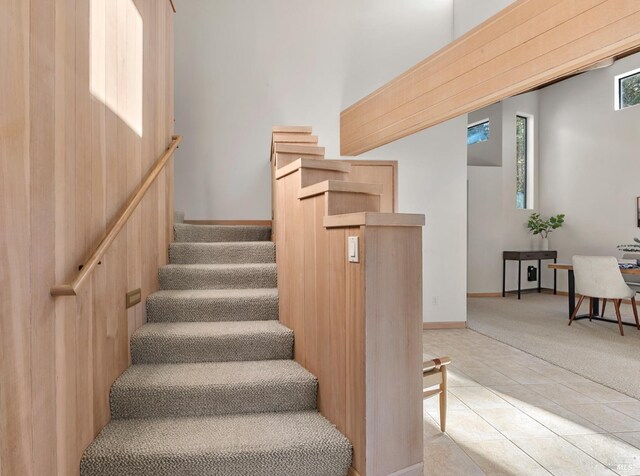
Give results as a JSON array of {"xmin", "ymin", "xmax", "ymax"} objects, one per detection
[
  {"xmin": 298, "ymin": 180, "xmax": 382, "ymax": 199},
  {"xmin": 183, "ymin": 219, "xmax": 272, "ymax": 226},
  {"xmin": 423, "ymin": 321, "xmax": 467, "ymax": 330},
  {"xmin": 273, "ymin": 143, "xmax": 325, "ymax": 156},
  {"xmin": 276, "ymin": 158, "xmax": 351, "ymax": 180},
  {"xmin": 324, "ymin": 212, "xmax": 425, "ymax": 228},
  {"xmin": 388, "ymin": 463, "xmax": 424, "ymax": 476},
  {"xmin": 347, "ymin": 468, "xmax": 363, "ymax": 476},
  {"xmin": 50, "ymin": 135, "xmax": 182, "ymax": 296},
  {"xmin": 467, "ymin": 292, "xmax": 503, "ymax": 298},
  {"xmin": 272, "ymin": 133, "xmax": 318, "ymax": 144},
  {"xmin": 340, "ymin": 0, "xmax": 640, "ymax": 155},
  {"xmin": 272, "ymin": 125, "xmax": 312, "ymax": 134}
]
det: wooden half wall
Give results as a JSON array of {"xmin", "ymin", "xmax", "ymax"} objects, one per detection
[
  {"xmin": 0, "ymin": 1, "xmax": 174, "ymax": 475},
  {"xmin": 340, "ymin": 0, "xmax": 640, "ymax": 155}
]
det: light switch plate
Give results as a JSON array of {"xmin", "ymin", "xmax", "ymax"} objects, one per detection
[{"xmin": 348, "ymin": 236, "xmax": 359, "ymax": 263}]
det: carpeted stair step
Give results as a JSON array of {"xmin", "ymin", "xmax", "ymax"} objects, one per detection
[
  {"xmin": 131, "ymin": 321, "xmax": 293, "ymax": 364},
  {"xmin": 169, "ymin": 241, "xmax": 275, "ymax": 264},
  {"xmin": 174, "ymin": 223, "xmax": 272, "ymax": 243},
  {"xmin": 80, "ymin": 411, "xmax": 352, "ymax": 476},
  {"xmin": 158, "ymin": 263, "xmax": 277, "ymax": 290},
  {"xmin": 146, "ymin": 288, "xmax": 279, "ymax": 322},
  {"xmin": 110, "ymin": 360, "xmax": 317, "ymax": 419}
]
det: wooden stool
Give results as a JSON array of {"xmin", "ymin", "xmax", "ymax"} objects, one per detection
[{"xmin": 423, "ymin": 356, "xmax": 451, "ymax": 432}]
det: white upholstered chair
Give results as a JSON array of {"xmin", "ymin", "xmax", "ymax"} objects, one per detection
[{"xmin": 570, "ymin": 256, "xmax": 640, "ymax": 336}]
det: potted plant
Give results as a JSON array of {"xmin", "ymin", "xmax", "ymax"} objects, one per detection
[{"xmin": 527, "ymin": 212, "xmax": 565, "ymax": 251}]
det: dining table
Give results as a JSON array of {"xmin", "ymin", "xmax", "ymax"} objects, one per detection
[{"xmin": 548, "ymin": 262, "xmax": 640, "ymax": 327}]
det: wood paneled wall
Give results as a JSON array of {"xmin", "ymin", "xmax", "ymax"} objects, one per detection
[
  {"xmin": 340, "ymin": 0, "xmax": 640, "ymax": 155},
  {"xmin": 272, "ymin": 129, "xmax": 424, "ymax": 475},
  {"xmin": 0, "ymin": 1, "xmax": 174, "ymax": 474}
]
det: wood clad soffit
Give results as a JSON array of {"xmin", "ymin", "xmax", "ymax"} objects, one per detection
[
  {"xmin": 340, "ymin": 0, "xmax": 640, "ymax": 155},
  {"xmin": 275, "ymin": 158, "xmax": 351, "ymax": 180},
  {"xmin": 323, "ymin": 212, "xmax": 426, "ymax": 228},
  {"xmin": 298, "ymin": 180, "xmax": 383, "ymax": 199}
]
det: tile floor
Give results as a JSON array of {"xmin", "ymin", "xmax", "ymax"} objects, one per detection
[{"xmin": 423, "ymin": 328, "xmax": 640, "ymax": 475}]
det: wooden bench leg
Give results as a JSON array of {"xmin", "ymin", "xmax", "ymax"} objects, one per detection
[{"xmin": 439, "ymin": 366, "xmax": 447, "ymax": 432}]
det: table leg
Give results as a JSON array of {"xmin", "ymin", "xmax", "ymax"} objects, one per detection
[
  {"xmin": 593, "ymin": 297, "xmax": 600, "ymax": 316},
  {"xmin": 553, "ymin": 258, "xmax": 557, "ymax": 295},
  {"xmin": 568, "ymin": 270, "xmax": 576, "ymax": 316},
  {"xmin": 518, "ymin": 260, "xmax": 522, "ymax": 300},
  {"xmin": 538, "ymin": 259, "xmax": 542, "ymax": 293},
  {"xmin": 502, "ymin": 259, "xmax": 506, "ymax": 297}
]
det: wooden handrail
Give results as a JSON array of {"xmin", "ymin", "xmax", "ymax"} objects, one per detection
[{"xmin": 51, "ymin": 135, "xmax": 182, "ymax": 296}]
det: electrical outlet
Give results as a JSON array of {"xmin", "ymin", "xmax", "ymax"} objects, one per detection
[{"xmin": 432, "ymin": 296, "xmax": 438, "ymax": 306}]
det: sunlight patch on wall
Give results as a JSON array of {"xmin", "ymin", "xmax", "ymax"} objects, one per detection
[{"xmin": 90, "ymin": 0, "xmax": 143, "ymax": 137}]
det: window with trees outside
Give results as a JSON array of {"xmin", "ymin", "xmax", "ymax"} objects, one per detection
[
  {"xmin": 467, "ymin": 120, "xmax": 490, "ymax": 145},
  {"xmin": 616, "ymin": 68, "xmax": 640, "ymax": 110},
  {"xmin": 516, "ymin": 115, "xmax": 528, "ymax": 209}
]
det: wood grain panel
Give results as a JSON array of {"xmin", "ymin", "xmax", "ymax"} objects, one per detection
[
  {"xmin": 343, "ymin": 161, "xmax": 397, "ymax": 213},
  {"xmin": 272, "ymin": 127, "xmax": 424, "ymax": 475},
  {"xmin": 0, "ymin": 1, "xmax": 174, "ymax": 474},
  {"xmin": 340, "ymin": 0, "xmax": 640, "ymax": 155}
]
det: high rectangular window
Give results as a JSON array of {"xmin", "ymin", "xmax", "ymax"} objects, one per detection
[
  {"xmin": 615, "ymin": 68, "xmax": 640, "ymax": 110},
  {"xmin": 467, "ymin": 120, "xmax": 490, "ymax": 145},
  {"xmin": 516, "ymin": 115, "xmax": 528, "ymax": 209}
]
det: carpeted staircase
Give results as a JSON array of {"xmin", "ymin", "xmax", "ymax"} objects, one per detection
[{"xmin": 80, "ymin": 217, "xmax": 352, "ymax": 476}]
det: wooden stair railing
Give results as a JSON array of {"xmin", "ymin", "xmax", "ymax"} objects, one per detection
[
  {"xmin": 50, "ymin": 135, "xmax": 182, "ymax": 296},
  {"xmin": 271, "ymin": 126, "xmax": 425, "ymax": 476}
]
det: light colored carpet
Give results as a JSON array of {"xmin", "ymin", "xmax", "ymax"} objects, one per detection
[
  {"xmin": 81, "ymin": 411, "xmax": 352, "ymax": 476},
  {"xmin": 467, "ymin": 294, "xmax": 640, "ymax": 399},
  {"xmin": 146, "ymin": 288, "xmax": 279, "ymax": 322},
  {"xmin": 130, "ymin": 321, "xmax": 293, "ymax": 364},
  {"xmin": 110, "ymin": 360, "xmax": 317, "ymax": 419},
  {"xmin": 81, "ymin": 224, "xmax": 351, "ymax": 475}
]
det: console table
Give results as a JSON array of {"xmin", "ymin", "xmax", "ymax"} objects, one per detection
[{"xmin": 503, "ymin": 251, "xmax": 557, "ymax": 299}]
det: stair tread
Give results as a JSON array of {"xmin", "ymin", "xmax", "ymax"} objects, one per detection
[
  {"xmin": 158, "ymin": 264, "xmax": 277, "ymax": 291},
  {"xmin": 81, "ymin": 411, "xmax": 352, "ymax": 476},
  {"xmin": 131, "ymin": 321, "xmax": 293, "ymax": 364},
  {"xmin": 160, "ymin": 263, "xmax": 277, "ymax": 270},
  {"xmin": 133, "ymin": 320, "xmax": 291, "ymax": 339},
  {"xmin": 146, "ymin": 289, "xmax": 279, "ymax": 323},
  {"xmin": 174, "ymin": 223, "xmax": 272, "ymax": 243},
  {"xmin": 149, "ymin": 288, "xmax": 278, "ymax": 299},
  {"xmin": 113, "ymin": 359, "xmax": 315, "ymax": 390}
]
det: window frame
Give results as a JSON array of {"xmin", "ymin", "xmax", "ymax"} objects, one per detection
[
  {"xmin": 614, "ymin": 67, "xmax": 640, "ymax": 111},
  {"xmin": 515, "ymin": 113, "xmax": 534, "ymax": 210}
]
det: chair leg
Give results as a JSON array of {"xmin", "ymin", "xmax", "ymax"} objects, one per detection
[
  {"xmin": 632, "ymin": 296, "xmax": 640, "ymax": 330},
  {"xmin": 614, "ymin": 299, "xmax": 625, "ymax": 336},
  {"xmin": 601, "ymin": 298, "xmax": 607, "ymax": 318},
  {"xmin": 439, "ymin": 366, "xmax": 447, "ymax": 432},
  {"xmin": 569, "ymin": 295, "xmax": 585, "ymax": 326},
  {"xmin": 589, "ymin": 297, "xmax": 593, "ymax": 322}
]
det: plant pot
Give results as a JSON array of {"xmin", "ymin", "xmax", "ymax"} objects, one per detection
[{"xmin": 540, "ymin": 237, "xmax": 549, "ymax": 251}]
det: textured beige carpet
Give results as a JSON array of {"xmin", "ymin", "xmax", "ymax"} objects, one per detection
[{"xmin": 467, "ymin": 294, "xmax": 640, "ymax": 399}]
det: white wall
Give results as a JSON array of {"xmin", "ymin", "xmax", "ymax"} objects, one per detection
[
  {"xmin": 538, "ymin": 53, "xmax": 640, "ymax": 290},
  {"xmin": 174, "ymin": 0, "xmax": 472, "ymax": 322},
  {"xmin": 467, "ymin": 92, "xmax": 540, "ymax": 293},
  {"xmin": 453, "ymin": 0, "xmax": 515, "ymax": 38}
]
